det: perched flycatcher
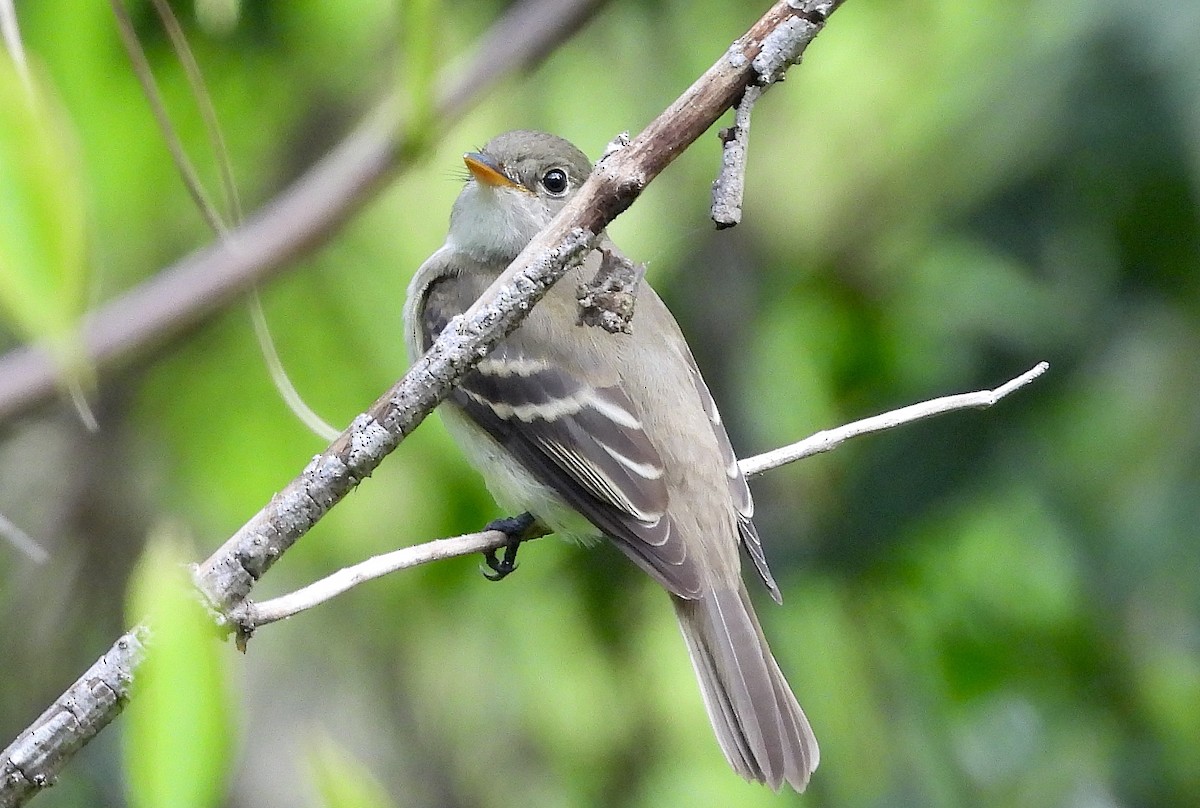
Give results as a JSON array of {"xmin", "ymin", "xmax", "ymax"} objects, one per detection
[{"xmin": 404, "ymin": 130, "xmax": 818, "ymax": 791}]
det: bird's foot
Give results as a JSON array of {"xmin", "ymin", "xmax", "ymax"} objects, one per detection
[{"xmin": 481, "ymin": 512, "xmax": 537, "ymax": 581}]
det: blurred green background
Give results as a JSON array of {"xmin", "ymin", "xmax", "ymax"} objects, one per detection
[{"xmin": 2, "ymin": 0, "xmax": 1199, "ymax": 806}]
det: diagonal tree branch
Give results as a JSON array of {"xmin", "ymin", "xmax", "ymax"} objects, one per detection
[
  {"xmin": 1, "ymin": 2, "xmax": 845, "ymax": 804},
  {"xmin": 0, "ymin": 0, "xmax": 602, "ymax": 803},
  {"xmin": 193, "ymin": 0, "xmax": 846, "ymax": 617}
]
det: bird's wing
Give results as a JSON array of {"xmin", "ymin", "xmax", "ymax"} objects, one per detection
[
  {"xmin": 418, "ymin": 267, "xmax": 703, "ymax": 599},
  {"xmin": 685, "ymin": 361, "xmax": 781, "ymax": 603}
]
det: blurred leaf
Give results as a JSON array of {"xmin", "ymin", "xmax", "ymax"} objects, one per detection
[
  {"xmin": 308, "ymin": 735, "xmax": 396, "ymax": 808},
  {"xmin": 0, "ymin": 58, "xmax": 89, "ymax": 379},
  {"xmin": 124, "ymin": 526, "xmax": 234, "ymax": 808}
]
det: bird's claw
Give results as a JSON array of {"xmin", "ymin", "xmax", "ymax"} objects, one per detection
[
  {"xmin": 480, "ymin": 512, "xmax": 536, "ymax": 582},
  {"xmin": 481, "ymin": 548, "xmax": 518, "ymax": 581}
]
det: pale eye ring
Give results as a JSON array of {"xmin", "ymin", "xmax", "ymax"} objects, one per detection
[{"xmin": 540, "ymin": 168, "xmax": 569, "ymax": 196}]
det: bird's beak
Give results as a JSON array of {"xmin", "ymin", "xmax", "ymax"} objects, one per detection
[{"xmin": 463, "ymin": 151, "xmax": 521, "ymax": 189}]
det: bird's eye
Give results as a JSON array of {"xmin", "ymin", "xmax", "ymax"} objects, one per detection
[{"xmin": 540, "ymin": 168, "xmax": 569, "ymax": 196}]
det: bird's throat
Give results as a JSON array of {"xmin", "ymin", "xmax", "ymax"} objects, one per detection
[{"xmin": 447, "ymin": 183, "xmax": 550, "ymax": 264}]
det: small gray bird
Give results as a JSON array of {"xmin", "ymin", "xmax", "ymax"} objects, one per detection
[{"xmin": 404, "ymin": 130, "xmax": 818, "ymax": 791}]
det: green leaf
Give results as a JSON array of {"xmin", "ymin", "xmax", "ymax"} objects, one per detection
[
  {"xmin": 0, "ymin": 59, "xmax": 90, "ymax": 380},
  {"xmin": 124, "ymin": 526, "xmax": 234, "ymax": 808},
  {"xmin": 308, "ymin": 735, "xmax": 396, "ymax": 808}
]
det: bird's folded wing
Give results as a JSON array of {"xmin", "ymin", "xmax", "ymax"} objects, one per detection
[
  {"xmin": 420, "ymin": 275, "xmax": 703, "ymax": 599},
  {"xmin": 686, "ymin": 362, "xmax": 781, "ymax": 603}
]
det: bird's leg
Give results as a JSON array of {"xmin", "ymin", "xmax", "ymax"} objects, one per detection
[{"xmin": 481, "ymin": 512, "xmax": 537, "ymax": 581}]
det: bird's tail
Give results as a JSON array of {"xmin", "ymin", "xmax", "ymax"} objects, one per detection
[{"xmin": 673, "ymin": 586, "xmax": 819, "ymax": 792}]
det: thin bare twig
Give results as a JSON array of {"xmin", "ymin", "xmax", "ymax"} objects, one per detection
[
  {"xmin": 148, "ymin": 0, "xmax": 241, "ymax": 222},
  {"xmin": 108, "ymin": 0, "xmax": 224, "ymax": 234},
  {"xmin": 244, "ymin": 362, "xmax": 1049, "ymax": 628},
  {"xmin": 248, "ymin": 295, "xmax": 341, "ymax": 440},
  {"xmin": 248, "ymin": 528, "xmax": 535, "ymax": 627},
  {"xmin": 740, "ymin": 362, "xmax": 1049, "ymax": 476},
  {"xmin": 711, "ymin": 85, "xmax": 761, "ymax": 228}
]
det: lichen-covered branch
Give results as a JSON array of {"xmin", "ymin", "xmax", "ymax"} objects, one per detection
[
  {"xmin": 0, "ymin": 628, "xmax": 149, "ymax": 807},
  {"xmin": 196, "ymin": 0, "xmax": 847, "ymax": 622},
  {"xmin": 0, "ymin": 2, "xmax": 847, "ymax": 804},
  {"xmin": 711, "ymin": 85, "xmax": 762, "ymax": 228}
]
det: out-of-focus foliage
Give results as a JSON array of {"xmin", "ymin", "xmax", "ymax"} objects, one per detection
[
  {"xmin": 0, "ymin": 59, "xmax": 89, "ymax": 388},
  {"xmin": 307, "ymin": 735, "xmax": 396, "ymax": 808},
  {"xmin": 1, "ymin": 1, "xmax": 1198, "ymax": 807},
  {"xmin": 123, "ymin": 528, "xmax": 233, "ymax": 808}
]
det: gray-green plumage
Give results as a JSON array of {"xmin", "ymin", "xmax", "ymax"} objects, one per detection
[{"xmin": 403, "ymin": 130, "xmax": 818, "ymax": 790}]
